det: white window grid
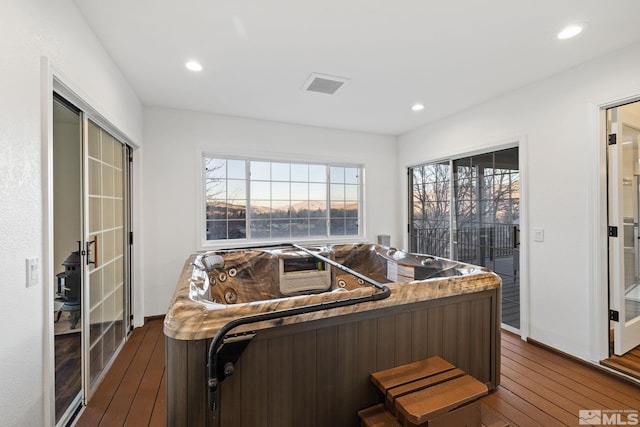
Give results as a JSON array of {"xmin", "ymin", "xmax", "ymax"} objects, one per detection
[{"xmin": 202, "ymin": 155, "xmax": 363, "ymax": 244}]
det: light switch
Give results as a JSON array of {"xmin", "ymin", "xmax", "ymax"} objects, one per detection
[
  {"xmin": 26, "ymin": 257, "xmax": 38, "ymax": 287},
  {"xmin": 533, "ymin": 228, "xmax": 544, "ymax": 242}
]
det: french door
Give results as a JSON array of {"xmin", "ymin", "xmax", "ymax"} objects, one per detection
[
  {"xmin": 607, "ymin": 102, "xmax": 640, "ymax": 356},
  {"xmin": 409, "ymin": 147, "xmax": 520, "ymax": 329}
]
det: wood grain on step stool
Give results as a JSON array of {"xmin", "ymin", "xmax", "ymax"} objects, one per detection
[
  {"xmin": 385, "ymin": 368, "xmax": 465, "ymax": 413},
  {"xmin": 358, "ymin": 404, "xmax": 402, "ymax": 427},
  {"xmin": 395, "ymin": 375, "xmax": 488, "ymax": 425},
  {"xmin": 429, "ymin": 400, "xmax": 481, "ymax": 427},
  {"xmin": 371, "ymin": 356, "xmax": 455, "ymax": 394}
]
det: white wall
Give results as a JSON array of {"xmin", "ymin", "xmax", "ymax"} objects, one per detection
[
  {"xmin": 142, "ymin": 107, "xmax": 399, "ymax": 316},
  {"xmin": 398, "ymin": 42, "xmax": 640, "ymax": 361},
  {"xmin": 0, "ymin": 0, "xmax": 142, "ymax": 425}
]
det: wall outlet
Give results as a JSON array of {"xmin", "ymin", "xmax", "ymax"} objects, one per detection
[{"xmin": 26, "ymin": 257, "xmax": 39, "ymax": 287}]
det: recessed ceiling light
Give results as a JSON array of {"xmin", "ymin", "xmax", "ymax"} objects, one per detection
[
  {"xmin": 412, "ymin": 103, "xmax": 425, "ymax": 112},
  {"xmin": 185, "ymin": 61, "xmax": 203, "ymax": 72},
  {"xmin": 557, "ymin": 23, "xmax": 586, "ymax": 40}
]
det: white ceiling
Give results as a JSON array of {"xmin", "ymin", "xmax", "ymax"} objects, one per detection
[{"xmin": 73, "ymin": 0, "xmax": 640, "ymax": 136}]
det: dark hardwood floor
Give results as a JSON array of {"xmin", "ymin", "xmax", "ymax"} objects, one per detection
[
  {"xmin": 56, "ymin": 333, "xmax": 82, "ymax": 423},
  {"xmin": 73, "ymin": 319, "xmax": 640, "ymax": 427},
  {"xmin": 74, "ymin": 318, "xmax": 165, "ymax": 427},
  {"xmin": 602, "ymin": 344, "xmax": 640, "ymax": 381},
  {"xmin": 495, "ymin": 333, "xmax": 640, "ymax": 426}
]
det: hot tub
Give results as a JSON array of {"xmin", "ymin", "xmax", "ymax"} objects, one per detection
[
  {"xmin": 164, "ymin": 243, "xmax": 501, "ymax": 427},
  {"xmin": 189, "ymin": 244, "xmax": 476, "ymax": 305}
]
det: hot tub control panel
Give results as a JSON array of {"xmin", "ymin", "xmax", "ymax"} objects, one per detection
[{"xmin": 279, "ymin": 256, "xmax": 331, "ymax": 295}]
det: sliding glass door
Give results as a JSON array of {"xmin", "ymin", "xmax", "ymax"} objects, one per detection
[
  {"xmin": 85, "ymin": 119, "xmax": 130, "ymax": 389},
  {"xmin": 52, "ymin": 92, "xmax": 132, "ymax": 426},
  {"xmin": 409, "ymin": 147, "xmax": 520, "ymax": 329}
]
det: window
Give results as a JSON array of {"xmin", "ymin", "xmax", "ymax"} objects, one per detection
[{"xmin": 204, "ymin": 156, "xmax": 362, "ymax": 243}]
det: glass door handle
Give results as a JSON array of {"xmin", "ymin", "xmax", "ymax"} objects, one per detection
[
  {"xmin": 513, "ymin": 226, "xmax": 520, "ymax": 248},
  {"xmin": 86, "ymin": 236, "xmax": 98, "ymax": 267}
]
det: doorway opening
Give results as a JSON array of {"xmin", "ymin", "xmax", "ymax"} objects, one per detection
[
  {"xmin": 408, "ymin": 146, "xmax": 520, "ymax": 329},
  {"xmin": 51, "ymin": 91, "xmax": 133, "ymax": 426},
  {"xmin": 602, "ymin": 100, "xmax": 640, "ymax": 379}
]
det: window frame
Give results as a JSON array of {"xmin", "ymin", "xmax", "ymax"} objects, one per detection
[{"xmin": 199, "ymin": 153, "xmax": 365, "ymax": 248}]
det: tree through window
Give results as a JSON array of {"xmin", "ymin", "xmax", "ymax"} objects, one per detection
[
  {"xmin": 408, "ymin": 147, "xmax": 520, "ymax": 329},
  {"xmin": 204, "ymin": 156, "xmax": 362, "ymax": 242}
]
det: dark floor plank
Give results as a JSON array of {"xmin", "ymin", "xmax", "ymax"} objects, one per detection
[
  {"xmin": 502, "ymin": 334, "xmax": 640, "ymax": 408},
  {"xmin": 148, "ymin": 369, "xmax": 166, "ymax": 427},
  {"xmin": 123, "ymin": 325, "xmax": 165, "ymax": 426},
  {"xmin": 601, "ymin": 358, "xmax": 640, "ymax": 380},
  {"xmin": 481, "ymin": 387, "xmax": 545, "ymax": 427},
  {"xmin": 500, "ymin": 365, "xmax": 578, "ymax": 425},
  {"xmin": 55, "ymin": 333, "xmax": 82, "ymax": 422},
  {"xmin": 502, "ymin": 345, "xmax": 638, "ymax": 411},
  {"xmin": 75, "ymin": 323, "xmax": 152, "ymax": 426},
  {"xmin": 99, "ymin": 320, "xmax": 163, "ymax": 426},
  {"xmin": 602, "ymin": 344, "xmax": 640, "ymax": 380}
]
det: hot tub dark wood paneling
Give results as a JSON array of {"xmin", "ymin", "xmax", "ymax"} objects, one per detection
[{"xmin": 165, "ymin": 289, "xmax": 500, "ymax": 427}]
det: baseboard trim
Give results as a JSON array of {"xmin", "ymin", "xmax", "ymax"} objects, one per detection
[
  {"xmin": 526, "ymin": 337, "xmax": 640, "ymax": 386},
  {"xmin": 144, "ymin": 314, "xmax": 166, "ymax": 324}
]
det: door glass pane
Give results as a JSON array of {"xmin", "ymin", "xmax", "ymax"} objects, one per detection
[
  {"xmin": 53, "ymin": 97, "xmax": 82, "ymax": 424},
  {"xmin": 453, "ymin": 157, "xmax": 476, "ymax": 261},
  {"xmin": 87, "ymin": 120, "xmax": 127, "ymax": 387},
  {"xmin": 454, "ymin": 148, "xmax": 520, "ymax": 329},
  {"xmin": 621, "ymin": 123, "xmax": 640, "ymax": 322},
  {"xmin": 409, "ymin": 161, "xmax": 451, "ymax": 257}
]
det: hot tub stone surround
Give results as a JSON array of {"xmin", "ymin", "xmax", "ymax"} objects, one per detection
[{"xmin": 164, "ymin": 244, "xmax": 501, "ymax": 341}]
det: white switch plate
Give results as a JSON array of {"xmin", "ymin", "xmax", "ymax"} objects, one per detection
[
  {"xmin": 533, "ymin": 228, "xmax": 544, "ymax": 242},
  {"xmin": 26, "ymin": 257, "xmax": 38, "ymax": 287}
]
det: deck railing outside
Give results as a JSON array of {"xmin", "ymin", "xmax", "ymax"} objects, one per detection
[{"xmin": 411, "ymin": 223, "xmax": 517, "ymax": 263}]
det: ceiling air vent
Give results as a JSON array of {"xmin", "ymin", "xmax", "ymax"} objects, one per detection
[{"xmin": 302, "ymin": 73, "xmax": 350, "ymax": 95}]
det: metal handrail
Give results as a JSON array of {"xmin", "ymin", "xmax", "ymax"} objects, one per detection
[{"xmin": 206, "ymin": 243, "xmax": 391, "ymax": 411}]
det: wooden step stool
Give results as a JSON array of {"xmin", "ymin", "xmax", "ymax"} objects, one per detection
[
  {"xmin": 358, "ymin": 404, "xmax": 402, "ymax": 427},
  {"xmin": 359, "ymin": 404, "xmax": 508, "ymax": 427},
  {"xmin": 359, "ymin": 356, "xmax": 490, "ymax": 427}
]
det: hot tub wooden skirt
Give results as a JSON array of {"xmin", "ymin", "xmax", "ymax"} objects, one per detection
[{"xmin": 165, "ymin": 290, "xmax": 500, "ymax": 427}]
